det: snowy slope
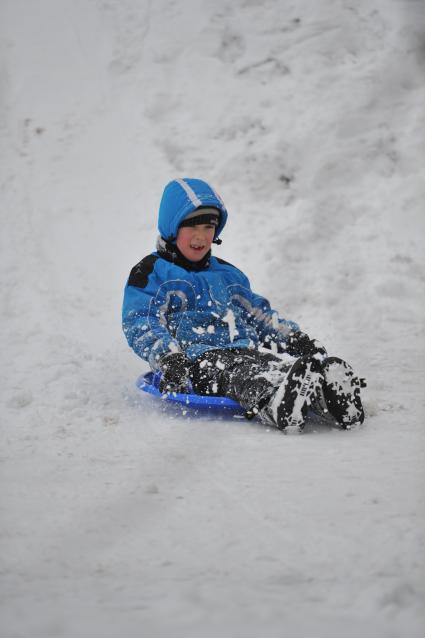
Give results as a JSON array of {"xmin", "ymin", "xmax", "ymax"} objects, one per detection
[{"xmin": 1, "ymin": 1, "xmax": 424, "ymax": 637}]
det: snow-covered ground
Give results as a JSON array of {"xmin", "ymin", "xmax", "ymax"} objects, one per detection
[{"xmin": 1, "ymin": 1, "xmax": 425, "ymax": 636}]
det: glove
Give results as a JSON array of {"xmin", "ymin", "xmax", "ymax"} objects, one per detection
[
  {"xmin": 158, "ymin": 352, "xmax": 191, "ymax": 393},
  {"xmin": 284, "ymin": 331, "xmax": 327, "ymax": 360}
]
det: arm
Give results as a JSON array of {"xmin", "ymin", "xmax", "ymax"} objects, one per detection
[
  {"xmin": 246, "ymin": 287, "xmax": 300, "ymax": 351},
  {"xmin": 243, "ymin": 281, "xmax": 326, "ymax": 358},
  {"xmin": 122, "ymin": 256, "xmax": 182, "ymax": 370}
]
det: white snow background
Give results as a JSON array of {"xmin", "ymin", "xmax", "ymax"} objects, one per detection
[{"xmin": 1, "ymin": 1, "xmax": 425, "ymax": 637}]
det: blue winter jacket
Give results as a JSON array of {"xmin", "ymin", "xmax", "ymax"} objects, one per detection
[{"xmin": 122, "ymin": 178, "xmax": 299, "ymax": 369}]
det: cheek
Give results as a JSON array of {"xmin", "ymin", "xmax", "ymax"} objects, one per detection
[
  {"xmin": 176, "ymin": 229, "xmax": 192, "ymax": 250},
  {"xmin": 205, "ymin": 230, "xmax": 215, "ymax": 245}
]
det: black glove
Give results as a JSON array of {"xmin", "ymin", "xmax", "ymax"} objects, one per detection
[
  {"xmin": 284, "ymin": 331, "xmax": 327, "ymax": 360},
  {"xmin": 158, "ymin": 352, "xmax": 191, "ymax": 393}
]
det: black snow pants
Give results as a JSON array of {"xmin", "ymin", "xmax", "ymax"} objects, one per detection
[{"xmin": 188, "ymin": 348, "xmax": 291, "ymax": 413}]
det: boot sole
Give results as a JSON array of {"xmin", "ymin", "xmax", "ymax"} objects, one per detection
[
  {"xmin": 270, "ymin": 357, "xmax": 324, "ymax": 430},
  {"xmin": 322, "ymin": 357, "xmax": 364, "ymax": 426}
]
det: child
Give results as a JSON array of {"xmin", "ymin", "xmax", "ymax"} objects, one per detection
[{"xmin": 122, "ymin": 178, "xmax": 365, "ymax": 430}]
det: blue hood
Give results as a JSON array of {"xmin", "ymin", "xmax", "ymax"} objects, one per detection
[{"xmin": 158, "ymin": 178, "xmax": 228, "ymax": 241}]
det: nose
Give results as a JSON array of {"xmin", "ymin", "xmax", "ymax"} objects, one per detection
[{"xmin": 194, "ymin": 227, "xmax": 208, "ymax": 240}]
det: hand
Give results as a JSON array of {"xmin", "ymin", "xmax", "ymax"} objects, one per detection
[
  {"xmin": 285, "ymin": 331, "xmax": 327, "ymax": 360},
  {"xmin": 158, "ymin": 352, "xmax": 191, "ymax": 393}
]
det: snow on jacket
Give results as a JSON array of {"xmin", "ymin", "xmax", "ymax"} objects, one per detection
[{"xmin": 122, "ymin": 178, "xmax": 299, "ymax": 369}]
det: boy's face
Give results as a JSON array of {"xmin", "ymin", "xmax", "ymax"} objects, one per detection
[{"xmin": 176, "ymin": 223, "xmax": 216, "ymax": 262}]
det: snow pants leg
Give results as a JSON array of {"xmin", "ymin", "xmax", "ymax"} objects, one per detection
[
  {"xmin": 189, "ymin": 349, "xmax": 366, "ymax": 429},
  {"xmin": 189, "ymin": 348, "xmax": 291, "ymax": 413}
]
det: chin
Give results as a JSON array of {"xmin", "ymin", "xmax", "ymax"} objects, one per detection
[{"xmin": 187, "ymin": 249, "xmax": 208, "ymax": 261}]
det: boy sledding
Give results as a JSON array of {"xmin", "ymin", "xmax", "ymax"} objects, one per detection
[{"xmin": 122, "ymin": 178, "xmax": 365, "ymax": 431}]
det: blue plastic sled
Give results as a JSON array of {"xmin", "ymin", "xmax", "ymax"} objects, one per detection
[{"xmin": 136, "ymin": 371, "xmax": 245, "ymax": 414}]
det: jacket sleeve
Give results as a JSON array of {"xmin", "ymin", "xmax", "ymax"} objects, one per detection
[
  {"xmin": 245, "ymin": 286, "xmax": 327, "ymax": 357},
  {"xmin": 246, "ymin": 286, "xmax": 300, "ymax": 352},
  {"xmin": 227, "ymin": 264, "xmax": 300, "ymax": 351},
  {"xmin": 122, "ymin": 256, "xmax": 182, "ymax": 369}
]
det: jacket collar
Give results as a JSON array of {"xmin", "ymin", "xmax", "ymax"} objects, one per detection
[{"xmin": 156, "ymin": 236, "xmax": 211, "ymax": 272}]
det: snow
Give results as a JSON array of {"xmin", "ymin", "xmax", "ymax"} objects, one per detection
[
  {"xmin": 222, "ymin": 308, "xmax": 237, "ymax": 342},
  {"xmin": 1, "ymin": 1, "xmax": 424, "ymax": 637}
]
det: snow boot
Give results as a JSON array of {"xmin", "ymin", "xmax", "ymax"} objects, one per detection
[
  {"xmin": 262, "ymin": 355, "xmax": 324, "ymax": 430},
  {"xmin": 321, "ymin": 357, "xmax": 366, "ymax": 428}
]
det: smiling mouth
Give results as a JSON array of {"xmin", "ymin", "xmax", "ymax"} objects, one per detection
[{"xmin": 190, "ymin": 245, "xmax": 205, "ymax": 250}]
